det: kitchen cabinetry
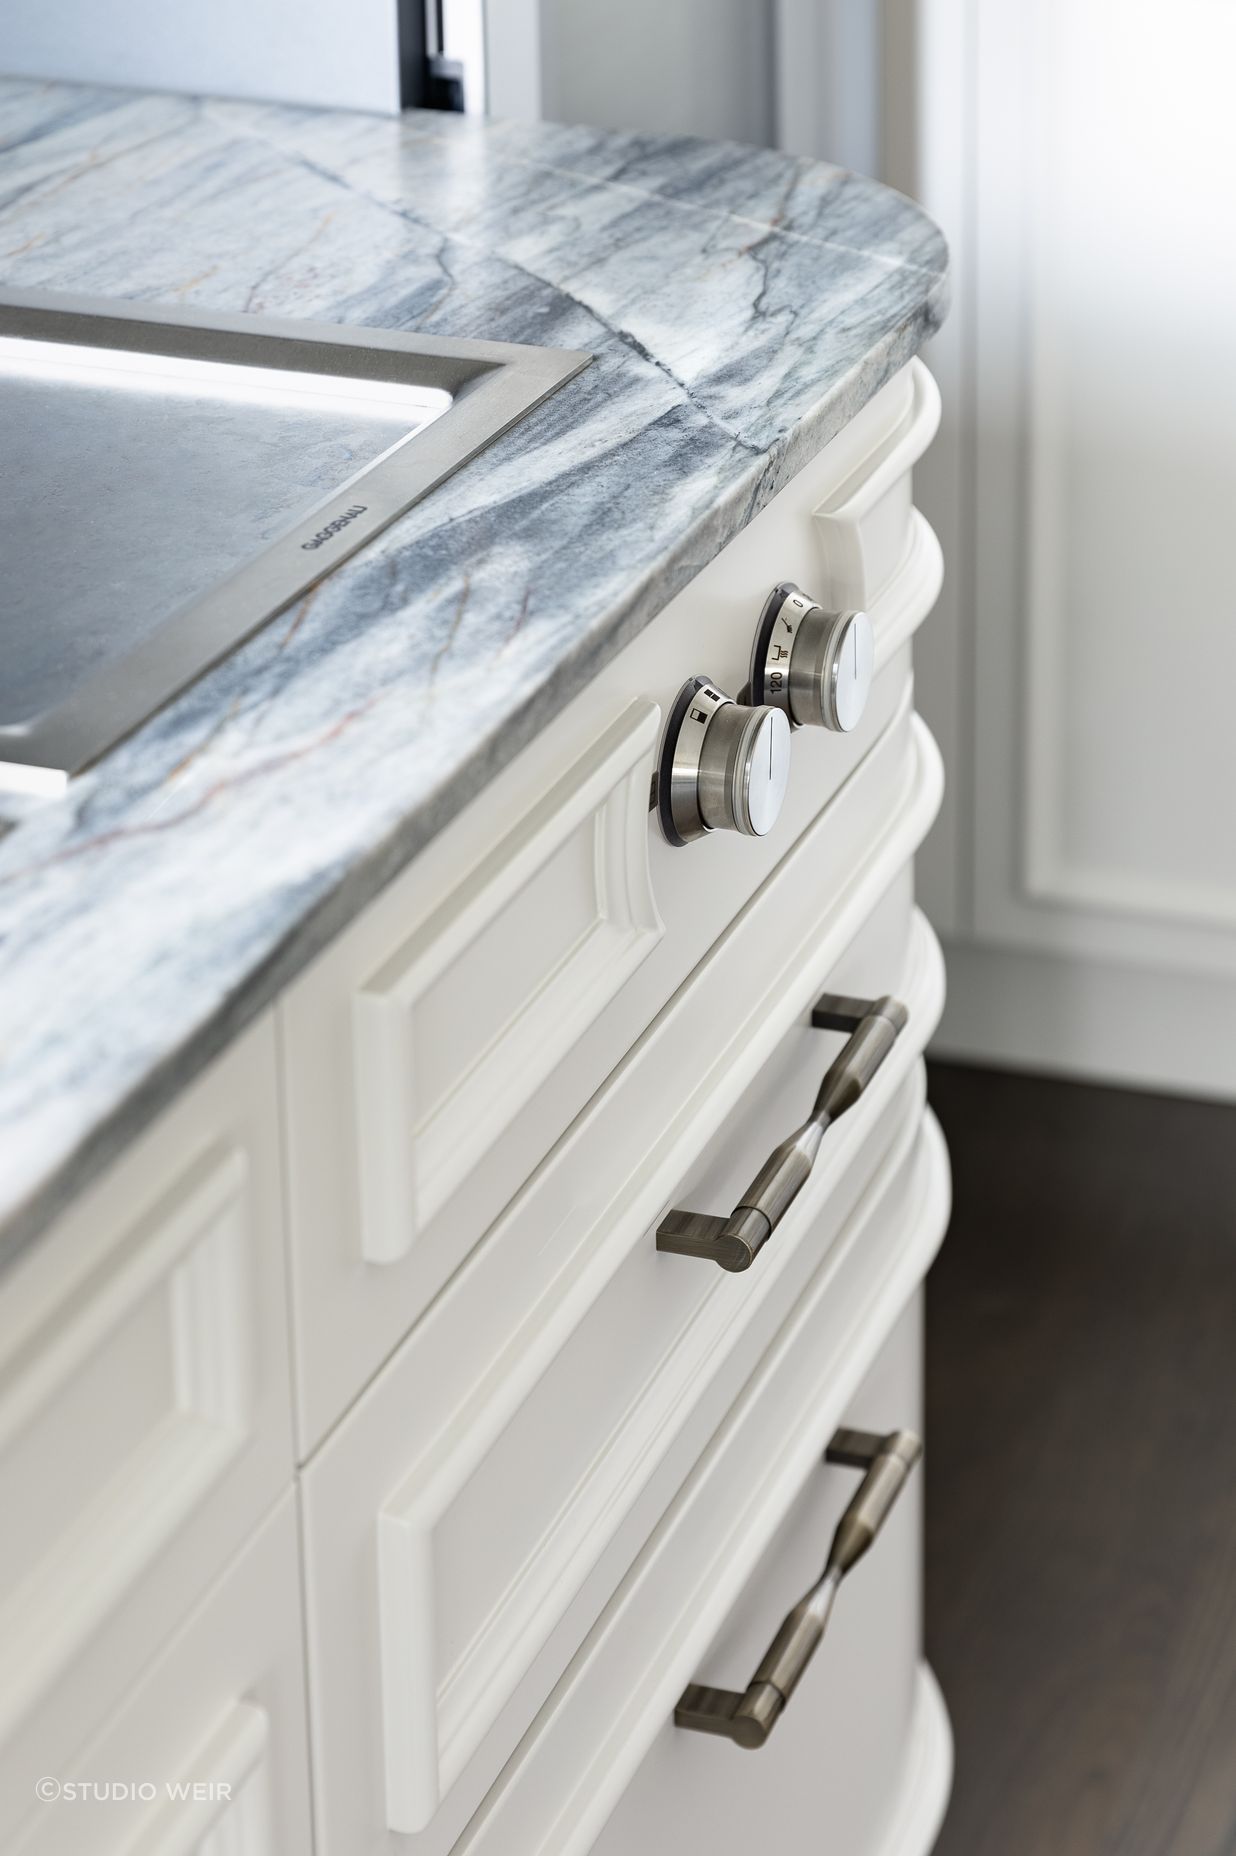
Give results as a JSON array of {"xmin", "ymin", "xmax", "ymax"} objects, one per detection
[{"xmin": 0, "ymin": 346, "xmax": 948, "ymax": 1856}]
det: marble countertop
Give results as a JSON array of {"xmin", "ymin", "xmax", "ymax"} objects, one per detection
[{"xmin": 0, "ymin": 77, "xmax": 947, "ymax": 1263}]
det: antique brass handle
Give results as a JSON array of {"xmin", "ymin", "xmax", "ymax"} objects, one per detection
[
  {"xmin": 674, "ymin": 1427, "xmax": 922, "ymax": 1749},
  {"xmin": 656, "ymin": 992, "xmax": 907, "ymax": 1271}
]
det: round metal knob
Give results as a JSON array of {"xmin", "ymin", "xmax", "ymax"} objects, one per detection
[
  {"xmin": 749, "ymin": 582, "xmax": 874, "ymax": 733},
  {"xmin": 657, "ymin": 677, "xmax": 792, "ymax": 846}
]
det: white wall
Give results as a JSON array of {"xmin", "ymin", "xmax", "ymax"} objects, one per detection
[
  {"xmin": 887, "ymin": 0, "xmax": 1236, "ymax": 1100},
  {"xmin": 0, "ymin": 0, "xmax": 402, "ymax": 114},
  {"xmin": 539, "ymin": 0, "xmax": 776, "ymax": 145},
  {"xmin": 536, "ymin": 0, "xmax": 882, "ymax": 171},
  {"xmin": 775, "ymin": 0, "xmax": 881, "ymax": 178},
  {"xmin": 880, "ymin": 0, "xmax": 967, "ymax": 948}
]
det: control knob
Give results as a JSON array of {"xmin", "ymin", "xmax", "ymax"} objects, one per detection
[
  {"xmin": 657, "ymin": 677, "xmax": 792, "ymax": 846},
  {"xmin": 749, "ymin": 581, "xmax": 874, "ymax": 733}
]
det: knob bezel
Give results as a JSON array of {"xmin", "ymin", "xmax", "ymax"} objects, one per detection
[
  {"xmin": 750, "ymin": 581, "xmax": 872, "ymax": 733},
  {"xmin": 657, "ymin": 675, "xmax": 791, "ymax": 846},
  {"xmin": 657, "ymin": 675, "xmax": 725, "ymax": 847}
]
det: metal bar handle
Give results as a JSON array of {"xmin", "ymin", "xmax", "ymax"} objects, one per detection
[
  {"xmin": 656, "ymin": 991, "xmax": 908, "ymax": 1271},
  {"xmin": 674, "ymin": 1427, "xmax": 922, "ymax": 1749}
]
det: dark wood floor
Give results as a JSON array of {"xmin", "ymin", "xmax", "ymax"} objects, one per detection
[{"xmin": 925, "ymin": 1062, "xmax": 1236, "ymax": 1856}]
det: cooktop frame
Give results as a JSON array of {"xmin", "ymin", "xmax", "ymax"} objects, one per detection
[{"xmin": 0, "ymin": 288, "xmax": 590, "ymax": 794}]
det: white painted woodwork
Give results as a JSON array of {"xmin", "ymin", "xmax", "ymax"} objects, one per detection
[
  {"xmin": 814, "ymin": 364, "xmax": 941, "ymax": 618},
  {"xmin": 281, "ymin": 359, "xmax": 944, "ymax": 1455},
  {"xmin": 1013, "ymin": 5, "xmax": 1236, "ymax": 956},
  {"xmin": 0, "ymin": 355, "xmax": 950, "ymax": 1856},
  {"xmin": 0, "ymin": 1018, "xmax": 293, "ymax": 1843},
  {"xmin": 880, "ymin": 0, "xmax": 969, "ymax": 945},
  {"xmin": 353, "ymin": 701, "xmax": 663, "ymax": 1265},
  {"xmin": 307, "ymin": 1071, "xmax": 939, "ymax": 1854},
  {"xmin": 301, "ymin": 704, "xmax": 943, "ymax": 1844},
  {"xmin": 459, "ymin": 1125, "xmax": 951, "ymax": 1856},
  {"xmin": 4, "ymin": 1496, "xmax": 311, "ymax": 1855},
  {"xmin": 971, "ymin": 0, "xmax": 1236, "ymax": 974},
  {"xmin": 484, "ymin": 0, "xmax": 544, "ymax": 120},
  {"xmin": 378, "ymin": 904, "xmax": 938, "ymax": 1832},
  {"xmin": 931, "ymin": 938, "xmax": 1236, "ymax": 1101},
  {"xmin": 891, "ymin": 0, "xmax": 1236, "ymax": 1095}
]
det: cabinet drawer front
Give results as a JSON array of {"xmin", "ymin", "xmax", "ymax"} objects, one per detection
[
  {"xmin": 461, "ymin": 1126, "xmax": 952, "ymax": 1856},
  {"xmin": 353, "ymin": 701, "xmax": 663, "ymax": 1264},
  {"xmin": 281, "ymin": 362, "xmax": 943, "ymax": 1455},
  {"xmin": 378, "ymin": 898, "xmax": 936, "ymax": 1833},
  {"xmin": 306, "ymin": 1087, "xmax": 936, "ymax": 1856},
  {"xmin": 302, "ymin": 708, "xmax": 943, "ymax": 1851},
  {"xmin": 2, "ymin": 1496, "xmax": 311, "ymax": 1855},
  {"xmin": 0, "ymin": 1018, "xmax": 293, "ymax": 1799}
]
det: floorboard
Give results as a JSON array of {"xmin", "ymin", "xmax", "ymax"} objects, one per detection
[{"xmin": 925, "ymin": 1062, "xmax": 1236, "ymax": 1856}]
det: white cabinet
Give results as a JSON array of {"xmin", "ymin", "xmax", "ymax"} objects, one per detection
[
  {"xmin": 6, "ymin": 1496, "xmax": 312, "ymax": 1856},
  {"xmin": 280, "ymin": 359, "xmax": 942, "ymax": 1455},
  {"xmin": 1, "ymin": 354, "xmax": 948, "ymax": 1856},
  {"xmin": 302, "ymin": 871, "xmax": 943, "ymax": 1849},
  {"xmin": 0, "ymin": 1017, "xmax": 294, "ymax": 1847}
]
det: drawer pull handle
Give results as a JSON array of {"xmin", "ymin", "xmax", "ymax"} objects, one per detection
[
  {"xmin": 656, "ymin": 991, "xmax": 907, "ymax": 1271},
  {"xmin": 674, "ymin": 1426, "xmax": 922, "ymax": 1749}
]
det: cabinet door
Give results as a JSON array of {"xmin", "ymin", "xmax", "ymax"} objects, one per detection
[
  {"xmin": 0, "ymin": 1016, "xmax": 294, "ymax": 1843},
  {"xmin": 3, "ymin": 1496, "xmax": 310, "ymax": 1856}
]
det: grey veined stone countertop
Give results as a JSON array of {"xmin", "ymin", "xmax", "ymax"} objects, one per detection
[{"xmin": 0, "ymin": 76, "xmax": 947, "ymax": 1262}]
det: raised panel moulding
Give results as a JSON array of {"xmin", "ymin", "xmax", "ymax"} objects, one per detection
[
  {"xmin": 352, "ymin": 700, "xmax": 664, "ymax": 1265},
  {"xmin": 0, "ymin": 1146, "xmax": 255, "ymax": 1743},
  {"xmin": 813, "ymin": 359, "xmax": 941, "ymax": 612},
  {"xmin": 872, "ymin": 511, "xmax": 943, "ymax": 675},
  {"xmin": 146, "ymin": 1700, "xmax": 272, "ymax": 1856}
]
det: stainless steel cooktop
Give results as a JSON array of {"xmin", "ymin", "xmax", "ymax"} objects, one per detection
[{"xmin": 0, "ymin": 290, "xmax": 589, "ymax": 794}]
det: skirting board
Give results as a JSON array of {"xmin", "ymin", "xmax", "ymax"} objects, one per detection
[
  {"xmin": 875, "ymin": 1664, "xmax": 954, "ymax": 1856},
  {"xmin": 931, "ymin": 940, "xmax": 1236, "ymax": 1103}
]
